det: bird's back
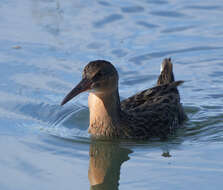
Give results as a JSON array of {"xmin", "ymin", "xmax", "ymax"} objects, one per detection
[{"xmin": 120, "ymin": 59, "xmax": 186, "ymax": 139}]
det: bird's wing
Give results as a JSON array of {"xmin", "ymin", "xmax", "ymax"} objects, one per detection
[{"xmin": 121, "ymin": 80, "xmax": 184, "ymax": 111}]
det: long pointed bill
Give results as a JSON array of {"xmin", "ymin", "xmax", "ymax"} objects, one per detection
[{"xmin": 61, "ymin": 78, "xmax": 91, "ymax": 106}]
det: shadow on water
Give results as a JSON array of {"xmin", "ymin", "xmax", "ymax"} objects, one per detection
[
  {"xmin": 89, "ymin": 136, "xmax": 188, "ymax": 190},
  {"xmin": 88, "ymin": 141, "xmax": 132, "ymax": 190},
  {"xmin": 41, "ymin": 131, "xmax": 182, "ymax": 190}
]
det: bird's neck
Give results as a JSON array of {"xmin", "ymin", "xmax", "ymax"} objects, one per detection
[{"xmin": 88, "ymin": 88, "xmax": 121, "ymax": 136}]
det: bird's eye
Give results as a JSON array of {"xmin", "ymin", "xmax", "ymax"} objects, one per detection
[
  {"xmin": 93, "ymin": 71, "xmax": 103, "ymax": 81},
  {"xmin": 96, "ymin": 71, "xmax": 104, "ymax": 77}
]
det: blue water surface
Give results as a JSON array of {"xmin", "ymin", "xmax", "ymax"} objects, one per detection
[{"xmin": 0, "ymin": 0, "xmax": 223, "ymax": 189}]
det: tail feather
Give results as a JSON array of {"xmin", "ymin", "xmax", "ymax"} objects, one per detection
[
  {"xmin": 161, "ymin": 80, "xmax": 184, "ymax": 94},
  {"xmin": 171, "ymin": 80, "xmax": 184, "ymax": 88},
  {"xmin": 157, "ymin": 58, "xmax": 175, "ymax": 85}
]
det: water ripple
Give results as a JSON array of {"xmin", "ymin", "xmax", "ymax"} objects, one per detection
[
  {"xmin": 150, "ymin": 10, "xmax": 186, "ymax": 18},
  {"xmin": 136, "ymin": 21, "xmax": 159, "ymax": 28},
  {"xmin": 1, "ymin": 0, "xmax": 223, "ymax": 188},
  {"xmin": 129, "ymin": 46, "xmax": 223, "ymax": 64},
  {"xmin": 146, "ymin": 0, "xmax": 168, "ymax": 5},
  {"xmin": 121, "ymin": 6, "xmax": 144, "ymax": 13},
  {"xmin": 161, "ymin": 25, "xmax": 195, "ymax": 33},
  {"xmin": 93, "ymin": 14, "xmax": 123, "ymax": 28},
  {"xmin": 185, "ymin": 5, "xmax": 223, "ymax": 11}
]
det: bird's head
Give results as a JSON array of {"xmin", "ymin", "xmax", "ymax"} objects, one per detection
[{"xmin": 61, "ymin": 60, "xmax": 118, "ymax": 105}]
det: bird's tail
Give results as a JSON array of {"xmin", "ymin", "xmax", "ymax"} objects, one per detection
[{"xmin": 157, "ymin": 58, "xmax": 175, "ymax": 85}]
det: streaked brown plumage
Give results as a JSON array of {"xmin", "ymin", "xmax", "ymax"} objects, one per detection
[{"xmin": 61, "ymin": 58, "xmax": 186, "ymax": 139}]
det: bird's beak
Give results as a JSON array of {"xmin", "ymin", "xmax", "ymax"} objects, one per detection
[{"xmin": 61, "ymin": 78, "xmax": 91, "ymax": 106}]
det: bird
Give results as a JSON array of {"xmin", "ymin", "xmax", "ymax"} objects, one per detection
[{"xmin": 61, "ymin": 58, "xmax": 186, "ymax": 140}]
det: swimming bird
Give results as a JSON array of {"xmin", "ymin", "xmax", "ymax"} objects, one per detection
[{"xmin": 61, "ymin": 58, "xmax": 186, "ymax": 139}]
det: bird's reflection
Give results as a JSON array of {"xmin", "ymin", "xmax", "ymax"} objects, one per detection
[{"xmin": 88, "ymin": 141, "xmax": 132, "ymax": 190}]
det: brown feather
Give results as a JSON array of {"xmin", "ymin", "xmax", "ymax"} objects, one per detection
[{"xmin": 61, "ymin": 58, "xmax": 187, "ymax": 139}]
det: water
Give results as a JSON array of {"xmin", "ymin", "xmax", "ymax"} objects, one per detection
[{"xmin": 0, "ymin": 0, "xmax": 223, "ymax": 189}]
